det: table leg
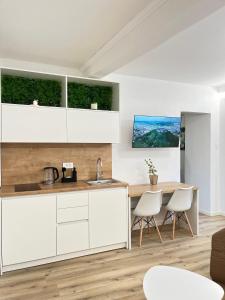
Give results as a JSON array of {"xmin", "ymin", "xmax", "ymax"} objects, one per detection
[
  {"xmin": 186, "ymin": 189, "xmax": 199, "ymax": 235},
  {"xmin": 127, "ymin": 196, "xmax": 132, "ymax": 250}
]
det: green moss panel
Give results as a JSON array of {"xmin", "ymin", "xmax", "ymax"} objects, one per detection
[
  {"xmin": 1, "ymin": 75, "xmax": 61, "ymax": 107},
  {"xmin": 68, "ymin": 82, "xmax": 112, "ymax": 110}
]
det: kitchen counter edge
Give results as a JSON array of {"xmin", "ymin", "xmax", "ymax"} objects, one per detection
[{"xmin": 0, "ymin": 180, "xmax": 128, "ymax": 198}]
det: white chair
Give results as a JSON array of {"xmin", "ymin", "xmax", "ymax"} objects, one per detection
[
  {"xmin": 162, "ymin": 187, "xmax": 194, "ymax": 239},
  {"xmin": 143, "ymin": 266, "xmax": 224, "ymax": 300},
  {"xmin": 132, "ymin": 190, "xmax": 163, "ymax": 246}
]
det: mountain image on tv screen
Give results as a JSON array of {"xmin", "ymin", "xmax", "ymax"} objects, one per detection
[{"xmin": 132, "ymin": 115, "xmax": 181, "ymax": 148}]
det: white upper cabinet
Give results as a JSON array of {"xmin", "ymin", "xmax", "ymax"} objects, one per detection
[
  {"xmin": 2, "ymin": 104, "xmax": 67, "ymax": 143},
  {"xmin": 67, "ymin": 109, "xmax": 120, "ymax": 143},
  {"xmin": 0, "ymin": 68, "xmax": 120, "ymax": 144}
]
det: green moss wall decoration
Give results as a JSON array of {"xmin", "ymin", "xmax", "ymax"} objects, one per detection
[
  {"xmin": 68, "ymin": 82, "xmax": 112, "ymax": 110},
  {"xmin": 1, "ymin": 75, "xmax": 61, "ymax": 107}
]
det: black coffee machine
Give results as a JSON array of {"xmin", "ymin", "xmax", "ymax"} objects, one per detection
[{"xmin": 61, "ymin": 163, "xmax": 77, "ymax": 183}]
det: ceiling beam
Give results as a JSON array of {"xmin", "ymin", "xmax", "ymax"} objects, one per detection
[{"xmin": 81, "ymin": 0, "xmax": 225, "ymax": 78}]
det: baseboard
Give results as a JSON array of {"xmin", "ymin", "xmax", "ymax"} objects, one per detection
[
  {"xmin": 200, "ymin": 210, "xmax": 225, "ymax": 216},
  {"xmin": 2, "ymin": 242, "xmax": 127, "ymax": 273}
]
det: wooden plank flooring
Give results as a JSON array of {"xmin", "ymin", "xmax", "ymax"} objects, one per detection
[{"xmin": 0, "ymin": 214, "xmax": 225, "ymax": 300}]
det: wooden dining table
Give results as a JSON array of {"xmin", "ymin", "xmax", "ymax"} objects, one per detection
[{"xmin": 127, "ymin": 182, "xmax": 199, "ymax": 249}]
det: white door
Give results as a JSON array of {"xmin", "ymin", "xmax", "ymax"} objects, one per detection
[
  {"xmin": 2, "ymin": 195, "xmax": 56, "ymax": 265},
  {"xmin": 67, "ymin": 109, "xmax": 120, "ymax": 143},
  {"xmin": 2, "ymin": 104, "xmax": 67, "ymax": 143},
  {"xmin": 184, "ymin": 113, "xmax": 211, "ymax": 213},
  {"xmin": 89, "ymin": 188, "xmax": 128, "ymax": 248}
]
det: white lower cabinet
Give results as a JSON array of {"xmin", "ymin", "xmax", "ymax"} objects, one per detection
[
  {"xmin": 56, "ymin": 191, "xmax": 90, "ymax": 255},
  {"xmin": 2, "ymin": 195, "xmax": 57, "ymax": 266},
  {"xmin": 57, "ymin": 221, "xmax": 89, "ymax": 255},
  {"xmin": 89, "ymin": 188, "xmax": 128, "ymax": 248},
  {"xmin": 1, "ymin": 187, "xmax": 128, "ymax": 271}
]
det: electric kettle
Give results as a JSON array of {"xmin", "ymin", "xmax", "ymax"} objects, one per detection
[{"xmin": 43, "ymin": 167, "xmax": 59, "ymax": 185}]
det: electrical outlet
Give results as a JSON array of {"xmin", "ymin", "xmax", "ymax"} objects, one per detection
[{"xmin": 62, "ymin": 162, "xmax": 74, "ymax": 169}]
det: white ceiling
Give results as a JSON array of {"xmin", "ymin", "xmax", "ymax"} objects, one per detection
[
  {"xmin": 1, "ymin": 0, "xmax": 225, "ymax": 85},
  {"xmin": 0, "ymin": 0, "xmax": 150, "ymax": 68},
  {"xmin": 117, "ymin": 4, "xmax": 225, "ymax": 86}
]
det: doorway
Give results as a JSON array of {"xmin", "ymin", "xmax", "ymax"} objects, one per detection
[{"xmin": 180, "ymin": 112, "xmax": 211, "ymax": 213}]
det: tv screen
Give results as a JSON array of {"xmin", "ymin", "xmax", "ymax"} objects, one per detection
[{"xmin": 132, "ymin": 115, "xmax": 181, "ymax": 148}]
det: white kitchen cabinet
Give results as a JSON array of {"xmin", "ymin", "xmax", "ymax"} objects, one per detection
[
  {"xmin": 89, "ymin": 188, "xmax": 128, "ymax": 248},
  {"xmin": 57, "ymin": 191, "xmax": 89, "ymax": 208},
  {"xmin": 2, "ymin": 195, "xmax": 56, "ymax": 266},
  {"xmin": 2, "ymin": 104, "xmax": 67, "ymax": 143},
  {"xmin": 67, "ymin": 109, "xmax": 120, "ymax": 143},
  {"xmin": 57, "ymin": 206, "xmax": 88, "ymax": 223},
  {"xmin": 57, "ymin": 221, "xmax": 89, "ymax": 255},
  {"xmin": 56, "ymin": 191, "xmax": 90, "ymax": 255},
  {"xmin": 1, "ymin": 187, "xmax": 128, "ymax": 272}
]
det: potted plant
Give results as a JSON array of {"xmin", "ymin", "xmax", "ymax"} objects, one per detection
[{"xmin": 145, "ymin": 158, "xmax": 158, "ymax": 185}]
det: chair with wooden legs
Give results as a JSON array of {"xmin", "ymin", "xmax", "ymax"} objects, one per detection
[
  {"xmin": 161, "ymin": 187, "xmax": 194, "ymax": 240},
  {"xmin": 132, "ymin": 190, "xmax": 163, "ymax": 247}
]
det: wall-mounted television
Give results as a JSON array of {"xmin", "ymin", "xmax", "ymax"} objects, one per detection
[{"xmin": 132, "ymin": 115, "xmax": 181, "ymax": 148}]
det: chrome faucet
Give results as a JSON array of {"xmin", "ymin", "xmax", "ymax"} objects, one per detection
[{"xmin": 96, "ymin": 157, "xmax": 103, "ymax": 181}]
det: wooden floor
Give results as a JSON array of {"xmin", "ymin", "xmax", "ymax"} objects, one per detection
[{"xmin": 0, "ymin": 214, "xmax": 225, "ymax": 300}]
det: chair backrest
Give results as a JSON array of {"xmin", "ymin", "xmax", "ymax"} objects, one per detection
[
  {"xmin": 167, "ymin": 187, "xmax": 194, "ymax": 212},
  {"xmin": 133, "ymin": 190, "xmax": 162, "ymax": 217}
]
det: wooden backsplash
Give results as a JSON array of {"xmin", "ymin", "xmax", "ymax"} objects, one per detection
[{"xmin": 1, "ymin": 143, "xmax": 112, "ymax": 185}]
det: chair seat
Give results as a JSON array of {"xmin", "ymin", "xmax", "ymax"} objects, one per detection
[
  {"xmin": 143, "ymin": 266, "xmax": 224, "ymax": 300},
  {"xmin": 166, "ymin": 204, "xmax": 189, "ymax": 212},
  {"xmin": 133, "ymin": 210, "xmax": 159, "ymax": 217}
]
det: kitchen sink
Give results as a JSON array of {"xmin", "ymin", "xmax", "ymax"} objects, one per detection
[{"xmin": 86, "ymin": 179, "xmax": 119, "ymax": 185}]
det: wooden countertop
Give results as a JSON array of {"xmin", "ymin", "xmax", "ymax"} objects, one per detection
[
  {"xmin": 128, "ymin": 182, "xmax": 197, "ymax": 198},
  {"xmin": 0, "ymin": 181, "xmax": 197, "ymax": 198},
  {"xmin": 0, "ymin": 180, "xmax": 128, "ymax": 197}
]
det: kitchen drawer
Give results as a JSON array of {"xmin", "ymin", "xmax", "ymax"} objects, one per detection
[
  {"xmin": 57, "ymin": 221, "xmax": 89, "ymax": 255},
  {"xmin": 57, "ymin": 192, "xmax": 88, "ymax": 209},
  {"xmin": 57, "ymin": 206, "xmax": 88, "ymax": 223}
]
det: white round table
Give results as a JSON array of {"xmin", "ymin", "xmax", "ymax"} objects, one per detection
[{"xmin": 143, "ymin": 266, "xmax": 224, "ymax": 300}]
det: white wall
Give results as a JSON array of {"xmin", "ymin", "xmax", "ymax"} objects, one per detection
[
  {"xmin": 219, "ymin": 97, "xmax": 225, "ymax": 215},
  {"xmin": 105, "ymin": 74, "xmax": 220, "ymax": 214},
  {"xmin": 0, "ymin": 58, "xmax": 82, "ymax": 77}
]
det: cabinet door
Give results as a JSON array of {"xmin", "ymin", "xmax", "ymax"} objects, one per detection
[
  {"xmin": 2, "ymin": 195, "xmax": 56, "ymax": 266},
  {"xmin": 89, "ymin": 188, "xmax": 128, "ymax": 248},
  {"xmin": 2, "ymin": 104, "xmax": 67, "ymax": 143},
  {"xmin": 67, "ymin": 109, "xmax": 120, "ymax": 143}
]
